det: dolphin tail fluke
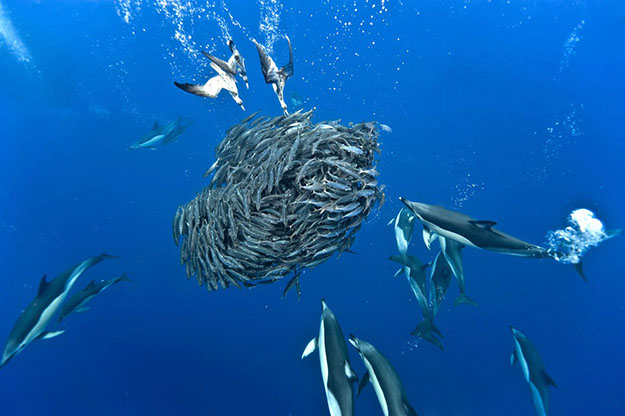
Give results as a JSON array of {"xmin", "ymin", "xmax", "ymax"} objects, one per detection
[
  {"xmin": 454, "ymin": 293, "xmax": 479, "ymax": 308},
  {"xmin": 118, "ymin": 273, "xmax": 131, "ymax": 283},
  {"xmin": 403, "ymin": 401, "xmax": 419, "ymax": 416},
  {"xmin": 411, "ymin": 322, "xmax": 444, "ymax": 351},
  {"xmin": 573, "ymin": 261, "xmax": 587, "ymax": 283}
]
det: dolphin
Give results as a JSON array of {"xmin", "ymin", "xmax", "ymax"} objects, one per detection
[
  {"xmin": 348, "ymin": 335, "xmax": 418, "ymax": 416},
  {"xmin": 399, "ymin": 198, "xmax": 550, "ymax": 258},
  {"xmin": 510, "ymin": 327, "xmax": 557, "ymax": 416},
  {"xmin": 438, "ymin": 236, "xmax": 478, "ymax": 307},
  {"xmin": 0, "ymin": 254, "xmax": 116, "ymax": 368},
  {"xmin": 389, "ymin": 208, "xmax": 416, "ymax": 256},
  {"xmin": 57, "ymin": 273, "xmax": 131, "ymax": 323},
  {"xmin": 429, "ymin": 251, "xmax": 452, "ymax": 317},
  {"xmin": 252, "ymin": 35, "xmax": 294, "ymax": 115},
  {"xmin": 388, "ymin": 255, "xmax": 442, "ymax": 350},
  {"xmin": 129, "ymin": 118, "xmax": 191, "ymax": 150},
  {"xmin": 302, "ymin": 299, "xmax": 358, "ymax": 416}
]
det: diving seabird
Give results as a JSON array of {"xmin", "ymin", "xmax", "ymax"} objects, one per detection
[
  {"xmin": 252, "ymin": 35, "xmax": 293, "ymax": 115},
  {"xmin": 228, "ymin": 40, "xmax": 249, "ymax": 89},
  {"xmin": 174, "ymin": 50, "xmax": 245, "ymax": 111}
]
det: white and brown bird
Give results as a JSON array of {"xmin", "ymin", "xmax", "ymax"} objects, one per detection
[
  {"xmin": 252, "ymin": 35, "xmax": 293, "ymax": 115},
  {"xmin": 174, "ymin": 49, "xmax": 245, "ymax": 111},
  {"xmin": 228, "ymin": 40, "xmax": 249, "ymax": 89}
]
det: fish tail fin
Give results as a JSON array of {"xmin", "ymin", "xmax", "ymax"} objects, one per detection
[
  {"xmin": 573, "ymin": 261, "xmax": 587, "ymax": 283},
  {"xmin": 454, "ymin": 293, "xmax": 479, "ymax": 308}
]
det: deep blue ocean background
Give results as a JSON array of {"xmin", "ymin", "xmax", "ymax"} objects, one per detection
[{"xmin": 1, "ymin": 1, "xmax": 624, "ymax": 415}]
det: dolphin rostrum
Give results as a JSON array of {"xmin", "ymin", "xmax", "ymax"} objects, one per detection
[
  {"xmin": 510, "ymin": 326, "xmax": 557, "ymax": 416},
  {"xmin": 349, "ymin": 334, "xmax": 418, "ymax": 416},
  {"xmin": 252, "ymin": 35, "xmax": 294, "ymax": 115},
  {"xmin": 57, "ymin": 273, "xmax": 131, "ymax": 323},
  {"xmin": 0, "ymin": 253, "xmax": 116, "ymax": 368},
  {"xmin": 302, "ymin": 299, "xmax": 358, "ymax": 416}
]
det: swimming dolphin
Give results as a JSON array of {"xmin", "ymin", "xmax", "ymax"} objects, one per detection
[
  {"xmin": 388, "ymin": 255, "xmax": 442, "ymax": 350},
  {"xmin": 302, "ymin": 299, "xmax": 358, "ymax": 416},
  {"xmin": 57, "ymin": 273, "xmax": 131, "ymax": 323},
  {"xmin": 174, "ymin": 50, "xmax": 245, "ymax": 111},
  {"xmin": 0, "ymin": 254, "xmax": 116, "ymax": 368},
  {"xmin": 252, "ymin": 35, "xmax": 293, "ymax": 115},
  {"xmin": 438, "ymin": 236, "xmax": 478, "ymax": 307},
  {"xmin": 348, "ymin": 335, "xmax": 418, "ymax": 416},
  {"xmin": 389, "ymin": 208, "xmax": 416, "ymax": 256},
  {"xmin": 400, "ymin": 197, "xmax": 591, "ymax": 281},
  {"xmin": 510, "ymin": 327, "xmax": 557, "ymax": 416},
  {"xmin": 129, "ymin": 118, "xmax": 191, "ymax": 150},
  {"xmin": 429, "ymin": 251, "xmax": 452, "ymax": 317},
  {"xmin": 400, "ymin": 198, "xmax": 549, "ymax": 257}
]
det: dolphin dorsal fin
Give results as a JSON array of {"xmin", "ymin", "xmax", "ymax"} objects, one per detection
[
  {"xmin": 152, "ymin": 121, "xmax": 160, "ymax": 130},
  {"xmin": 357, "ymin": 371, "xmax": 369, "ymax": 396},
  {"xmin": 542, "ymin": 369, "xmax": 557, "ymax": 387},
  {"xmin": 38, "ymin": 274, "xmax": 49, "ymax": 295},
  {"xmin": 85, "ymin": 280, "xmax": 97, "ymax": 289},
  {"xmin": 469, "ymin": 220, "xmax": 497, "ymax": 230}
]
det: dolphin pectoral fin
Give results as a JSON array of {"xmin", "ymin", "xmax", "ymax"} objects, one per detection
[
  {"xmin": 37, "ymin": 330, "xmax": 65, "ymax": 340},
  {"xmin": 606, "ymin": 228, "xmax": 624, "ymax": 239},
  {"xmin": 344, "ymin": 361, "xmax": 358, "ymax": 384},
  {"xmin": 357, "ymin": 371, "xmax": 369, "ymax": 396},
  {"xmin": 573, "ymin": 261, "xmax": 587, "ymax": 283},
  {"xmin": 454, "ymin": 293, "xmax": 479, "ymax": 308},
  {"xmin": 76, "ymin": 307, "xmax": 90, "ymax": 313},
  {"xmin": 301, "ymin": 337, "xmax": 317, "ymax": 359},
  {"xmin": 469, "ymin": 220, "xmax": 497, "ymax": 230},
  {"xmin": 38, "ymin": 274, "xmax": 49, "ymax": 295},
  {"xmin": 393, "ymin": 268, "xmax": 403, "ymax": 278},
  {"xmin": 403, "ymin": 401, "xmax": 419, "ymax": 416},
  {"xmin": 510, "ymin": 351, "xmax": 517, "ymax": 367},
  {"xmin": 387, "ymin": 217, "xmax": 395, "ymax": 226},
  {"xmin": 542, "ymin": 370, "xmax": 557, "ymax": 388}
]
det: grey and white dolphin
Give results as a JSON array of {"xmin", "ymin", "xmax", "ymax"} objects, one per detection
[
  {"xmin": 389, "ymin": 208, "xmax": 416, "ymax": 256},
  {"xmin": 388, "ymin": 255, "xmax": 442, "ymax": 350},
  {"xmin": 429, "ymin": 251, "xmax": 452, "ymax": 317},
  {"xmin": 438, "ymin": 236, "xmax": 478, "ymax": 307},
  {"xmin": 129, "ymin": 118, "xmax": 191, "ymax": 150},
  {"xmin": 0, "ymin": 254, "xmax": 116, "ymax": 368},
  {"xmin": 252, "ymin": 35, "xmax": 293, "ymax": 115},
  {"xmin": 510, "ymin": 326, "xmax": 557, "ymax": 416},
  {"xmin": 302, "ymin": 299, "xmax": 358, "ymax": 416},
  {"xmin": 400, "ymin": 198, "xmax": 549, "ymax": 257},
  {"xmin": 348, "ymin": 335, "xmax": 418, "ymax": 416},
  {"xmin": 57, "ymin": 273, "xmax": 131, "ymax": 323}
]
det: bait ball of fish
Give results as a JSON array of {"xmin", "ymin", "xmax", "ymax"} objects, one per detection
[{"xmin": 173, "ymin": 110, "xmax": 384, "ymax": 292}]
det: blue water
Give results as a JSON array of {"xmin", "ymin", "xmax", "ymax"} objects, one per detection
[{"xmin": 1, "ymin": 1, "xmax": 624, "ymax": 415}]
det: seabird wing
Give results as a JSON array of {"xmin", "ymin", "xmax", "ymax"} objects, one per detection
[
  {"xmin": 252, "ymin": 39, "xmax": 280, "ymax": 84},
  {"xmin": 202, "ymin": 51, "xmax": 236, "ymax": 75},
  {"xmin": 280, "ymin": 35, "xmax": 294, "ymax": 79},
  {"xmin": 174, "ymin": 81, "xmax": 212, "ymax": 97}
]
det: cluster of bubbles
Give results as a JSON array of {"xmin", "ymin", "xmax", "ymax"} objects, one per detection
[
  {"xmin": 546, "ymin": 208, "xmax": 608, "ymax": 264},
  {"xmin": 557, "ymin": 19, "xmax": 585, "ymax": 77},
  {"xmin": 452, "ymin": 173, "xmax": 484, "ymax": 210},
  {"xmin": 0, "ymin": 1, "xmax": 32, "ymax": 63},
  {"xmin": 114, "ymin": 0, "xmax": 282, "ymax": 77}
]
